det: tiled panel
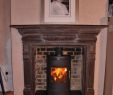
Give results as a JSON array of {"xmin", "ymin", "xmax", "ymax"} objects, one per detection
[{"xmin": 34, "ymin": 47, "xmax": 83, "ymax": 91}]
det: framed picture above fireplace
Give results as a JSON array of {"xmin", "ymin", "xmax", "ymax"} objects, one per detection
[{"xmin": 44, "ymin": 0, "xmax": 76, "ymax": 24}]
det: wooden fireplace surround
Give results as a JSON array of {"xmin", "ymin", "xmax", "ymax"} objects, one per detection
[{"xmin": 11, "ymin": 25, "xmax": 106, "ymax": 95}]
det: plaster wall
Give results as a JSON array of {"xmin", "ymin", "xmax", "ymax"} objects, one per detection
[
  {"xmin": 11, "ymin": 29, "xmax": 24, "ymax": 95},
  {"xmin": 0, "ymin": 0, "xmax": 5, "ymax": 65},
  {"xmin": 104, "ymin": 32, "xmax": 113, "ymax": 95},
  {"xmin": 11, "ymin": 0, "xmax": 108, "ymax": 25},
  {"xmin": 79, "ymin": 0, "xmax": 108, "ymax": 25},
  {"xmin": 0, "ymin": 0, "xmax": 13, "ymax": 91},
  {"xmin": 94, "ymin": 28, "xmax": 107, "ymax": 95}
]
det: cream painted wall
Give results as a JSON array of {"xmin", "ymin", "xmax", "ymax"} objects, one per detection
[
  {"xmin": 11, "ymin": 28, "xmax": 24, "ymax": 95},
  {"xmin": 0, "ymin": 0, "xmax": 6, "ymax": 65},
  {"xmin": 0, "ymin": 0, "xmax": 13, "ymax": 91},
  {"xmin": 94, "ymin": 28, "xmax": 107, "ymax": 95},
  {"xmin": 79, "ymin": 0, "xmax": 108, "ymax": 25},
  {"xmin": 104, "ymin": 32, "xmax": 113, "ymax": 95},
  {"xmin": 11, "ymin": 0, "xmax": 108, "ymax": 25},
  {"xmin": 11, "ymin": 0, "xmax": 42, "ymax": 25}
]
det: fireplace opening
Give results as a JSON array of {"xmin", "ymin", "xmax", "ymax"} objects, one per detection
[{"xmin": 35, "ymin": 46, "xmax": 83, "ymax": 95}]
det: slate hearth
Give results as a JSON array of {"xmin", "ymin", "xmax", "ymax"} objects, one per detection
[{"xmin": 11, "ymin": 25, "xmax": 106, "ymax": 95}]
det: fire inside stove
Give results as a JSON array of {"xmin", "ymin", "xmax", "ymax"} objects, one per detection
[{"xmin": 51, "ymin": 67, "xmax": 67, "ymax": 82}]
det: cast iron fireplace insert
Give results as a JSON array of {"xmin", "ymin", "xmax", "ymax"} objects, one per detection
[
  {"xmin": 35, "ymin": 46, "xmax": 83, "ymax": 95},
  {"xmin": 11, "ymin": 25, "xmax": 106, "ymax": 95}
]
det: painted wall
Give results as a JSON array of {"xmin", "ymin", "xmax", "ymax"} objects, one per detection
[
  {"xmin": 11, "ymin": 0, "xmax": 108, "ymax": 25},
  {"xmin": 0, "ymin": 0, "xmax": 13, "ymax": 92},
  {"xmin": 79, "ymin": 0, "xmax": 108, "ymax": 25},
  {"xmin": 94, "ymin": 28, "xmax": 107, "ymax": 95},
  {"xmin": 0, "ymin": 0, "xmax": 5, "ymax": 65},
  {"xmin": 11, "ymin": 29, "xmax": 24, "ymax": 95},
  {"xmin": 11, "ymin": 0, "xmax": 42, "ymax": 25},
  {"xmin": 10, "ymin": 0, "xmax": 108, "ymax": 95},
  {"xmin": 104, "ymin": 32, "xmax": 113, "ymax": 95}
]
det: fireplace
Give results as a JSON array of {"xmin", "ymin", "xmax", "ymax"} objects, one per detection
[{"xmin": 11, "ymin": 25, "xmax": 106, "ymax": 95}]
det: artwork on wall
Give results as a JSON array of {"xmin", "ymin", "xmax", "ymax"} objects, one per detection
[{"xmin": 44, "ymin": 0, "xmax": 76, "ymax": 24}]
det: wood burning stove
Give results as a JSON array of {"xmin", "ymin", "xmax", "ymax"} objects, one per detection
[{"xmin": 47, "ymin": 48, "xmax": 71, "ymax": 95}]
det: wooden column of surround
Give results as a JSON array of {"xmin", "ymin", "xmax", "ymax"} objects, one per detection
[{"xmin": 11, "ymin": 25, "xmax": 106, "ymax": 95}]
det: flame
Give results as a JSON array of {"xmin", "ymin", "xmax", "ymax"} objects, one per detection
[{"xmin": 51, "ymin": 68, "xmax": 67, "ymax": 81}]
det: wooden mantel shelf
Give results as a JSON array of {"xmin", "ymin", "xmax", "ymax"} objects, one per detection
[
  {"xmin": 11, "ymin": 24, "xmax": 107, "ymax": 31},
  {"xmin": 11, "ymin": 25, "xmax": 107, "ymax": 43},
  {"xmin": 11, "ymin": 25, "xmax": 107, "ymax": 36}
]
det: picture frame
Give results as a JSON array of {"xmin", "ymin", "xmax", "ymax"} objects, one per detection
[{"xmin": 44, "ymin": 0, "xmax": 76, "ymax": 24}]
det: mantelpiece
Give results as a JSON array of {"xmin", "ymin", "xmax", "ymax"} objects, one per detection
[{"xmin": 11, "ymin": 25, "xmax": 107, "ymax": 95}]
